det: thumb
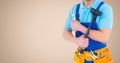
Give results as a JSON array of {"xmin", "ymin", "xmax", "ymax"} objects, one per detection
[{"xmin": 81, "ymin": 35, "xmax": 85, "ymax": 38}]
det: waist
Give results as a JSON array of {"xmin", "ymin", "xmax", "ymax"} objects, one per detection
[
  {"xmin": 76, "ymin": 31, "xmax": 106, "ymax": 51},
  {"xmin": 75, "ymin": 47, "xmax": 108, "ymax": 61},
  {"xmin": 85, "ymin": 47, "xmax": 108, "ymax": 61},
  {"xmin": 85, "ymin": 38, "xmax": 106, "ymax": 51}
]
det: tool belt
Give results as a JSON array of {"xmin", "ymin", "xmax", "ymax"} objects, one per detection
[{"xmin": 74, "ymin": 47, "xmax": 114, "ymax": 63}]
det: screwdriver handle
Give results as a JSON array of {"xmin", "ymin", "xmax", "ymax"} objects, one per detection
[{"xmin": 72, "ymin": 12, "xmax": 76, "ymax": 21}]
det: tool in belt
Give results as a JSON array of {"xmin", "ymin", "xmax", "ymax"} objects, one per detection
[
  {"xmin": 75, "ymin": 47, "xmax": 106, "ymax": 60},
  {"xmin": 74, "ymin": 47, "xmax": 113, "ymax": 63}
]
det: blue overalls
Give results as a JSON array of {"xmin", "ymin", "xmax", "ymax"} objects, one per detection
[{"xmin": 75, "ymin": 2, "xmax": 106, "ymax": 63}]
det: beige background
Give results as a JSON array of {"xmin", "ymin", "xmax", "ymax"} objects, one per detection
[{"xmin": 0, "ymin": 0, "xmax": 120, "ymax": 63}]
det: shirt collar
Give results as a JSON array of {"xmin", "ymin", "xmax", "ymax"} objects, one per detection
[{"xmin": 80, "ymin": 0, "xmax": 102, "ymax": 9}]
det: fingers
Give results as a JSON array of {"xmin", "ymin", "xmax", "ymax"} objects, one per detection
[
  {"xmin": 79, "ymin": 35, "xmax": 89, "ymax": 48},
  {"xmin": 71, "ymin": 21, "xmax": 79, "ymax": 25},
  {"xmin": 71, "ymin": 21, "xmax": 81, "ymax": 31},
  {"xmin": 80, "ymin": 35, "xmax": 89, "ymax": 41},
  {"xmin": 79, "ymin": 35, "xmax": 85, "ymax": 39},
  {"xmin": 84, "ymin": 38, "xmax": 89, "ymax": 42},
  {"xmin": 71, "ymin": 21, "xmax": 75, "ymax": 30},
  {"xmin": 83, "ymin": 40, "xmax": 89, "ymax": 48}
]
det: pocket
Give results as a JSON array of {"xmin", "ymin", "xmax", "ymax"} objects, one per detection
[
  {"xmin": 74, "ymin": 53, "xmax": 85, "ymax": 63},
  {"xmin": 94, "ymin": 52, "xmax": 113, "ymax": 63},
  {"xmin": 94, "ymin": 56, "xmax": 106, "ymax": 63}
]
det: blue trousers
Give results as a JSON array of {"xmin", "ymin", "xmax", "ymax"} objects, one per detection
[{"xmin": 85, "ymin": 60, "xmax": 93, "ymax": 63}]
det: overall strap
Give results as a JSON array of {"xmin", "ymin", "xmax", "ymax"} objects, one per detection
[
  {"xmin": 75, "ymin": 2, "xmax": 105, "ymax": 21},
  {"xmin": 75, "ymin": 3, "xmax": 80, "ymax": 21},
  {"xmin": 96, "ymin": 2, "xmax": 105, "ymax": 10},
  {"xmin": 95, "ymin": 2, "xmax": 105, "ymax": 21}
]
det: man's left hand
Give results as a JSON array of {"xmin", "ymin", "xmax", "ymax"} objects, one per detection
[{"xmin": 71, "ymin": 21, "xmax": 87, "ymax": 33}]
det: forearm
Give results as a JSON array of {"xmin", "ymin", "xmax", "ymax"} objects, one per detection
[
  {"xmin": 63, "ymin": 29, "xmax": 77, "ymax": 42},
  {"xmin": 63, "ymin": 28, "xmax": 89, "ymax": 48},
  {"xmin": 89, "ymin": 29, "xmax": 111, "ymax": 42},
  {"xmin": 81, "ymin": 27, "xmax": 111, "ymax": 42}
]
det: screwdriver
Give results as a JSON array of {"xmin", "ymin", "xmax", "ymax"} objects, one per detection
[
  {"xmin": 72, "ymin": 11, "xmax": 85, "ymax": 54},
  {"xmin": 72, "ymin": 12, "xmax": 76, "ymax": 37}
]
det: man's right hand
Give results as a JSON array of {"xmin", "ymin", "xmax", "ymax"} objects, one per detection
[
  {"xmin": 63, "ymin": 29, "xmax": 89, "ymax": 48},
  {"xmin": 75, "ymin": 35, "xmax": 89, "ymax": 48}
]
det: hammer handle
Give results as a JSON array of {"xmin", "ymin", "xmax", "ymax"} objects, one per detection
[{"xmin": 84, "ymin": 15, "xmax": 96, "ymax": 38}]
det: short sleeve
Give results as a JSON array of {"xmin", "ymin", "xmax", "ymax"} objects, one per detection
[
  {"xmin": 64, "ymin": 9, "xmax": 72, "ymax": 30},
  {"xmin": 64, "ymin": 5, "xmax": 77, "ymax": 30},
  {"xmin": 98, "ymin": 4, "xmax": 113, "ymax": 29}
]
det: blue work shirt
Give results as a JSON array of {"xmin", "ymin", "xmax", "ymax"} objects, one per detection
[
  {"xmin": 64, "ymin": 0, "xmax": 113, "ymax": 63},
  {"xmin": 64, "ymin": 0, "xmax": 113, "ymax": 50},
  {"xmin": 64, "ymin": 0, "xmax": 113, "ymax": 30}
]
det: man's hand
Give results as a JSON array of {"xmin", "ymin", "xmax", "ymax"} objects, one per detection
[
  {"xmin": 63, "ymin": 28, "xmax": 89, "ymax": 48},
  {"xmin": 71, "ymin": 21, "xmax": 87, "ymax": 34},
  {"xmin": 75, "ymin": 35, "xmax": 89, "ymax": 48}
]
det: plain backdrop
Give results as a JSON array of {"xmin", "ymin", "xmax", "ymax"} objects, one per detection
[{"xmin": 0, "ymin": 0, "xmax": 120, "ymax": 63}]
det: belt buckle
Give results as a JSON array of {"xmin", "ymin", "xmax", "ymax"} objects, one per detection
[
  {"xmin": 76, "ymin": 47, "xmax": 85, "ymax": 58},
  {"xmin": 77, "ymin": 47, "xmax": 84, "ymax": 54}
]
